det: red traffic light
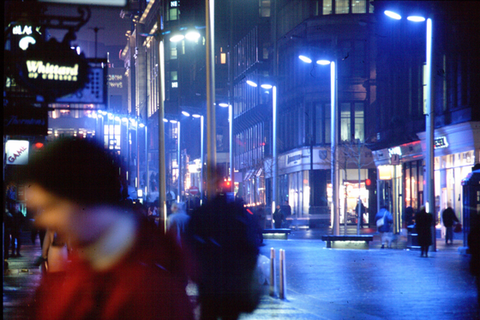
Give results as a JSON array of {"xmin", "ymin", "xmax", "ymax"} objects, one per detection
[{"xmin": 365, "ymin": 178, "xmax": 372, "ymax": 186}]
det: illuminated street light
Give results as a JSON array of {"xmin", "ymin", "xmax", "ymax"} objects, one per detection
[
  {"xmin": 384, "ymin": 10, "xmax": 401, "ymax": 20},
  {"xmin": 385, "ymin": 9, "xmax": 434, "ymax": 249},
  {"xmin": 299, "ymin": 55, "xmax": 339, "ymax": 235},
  {"xmin": 247, "ymin": 80, "xmax": 277, "ymax": 227}
]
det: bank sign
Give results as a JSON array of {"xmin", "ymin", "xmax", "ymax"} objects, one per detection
[
  {"xmin": 5, "ymin": 140, "xmax": 30, "ymax": 165},
  {"xmin": 17, "ymin": 37, "xmax": 89, "ymax": 100}
]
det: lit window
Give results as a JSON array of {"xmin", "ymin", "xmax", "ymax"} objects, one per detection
[
  {"xmin": 172, "ymin": 82, "xmax": 178, "ymax": 88},
  {"xmin": 323, "ymin": 0, "xmax": 333, "ymax": 15},
  {"xmin": 171, "ymin": 71, "xmax": 178, "ymax": 81},
  {"xmin": 170, "ymin": 1, "xmax": 178, "ymax": 7},
  {"xmin": 170, "ymin": 46, "xmax": 177, "ymax": 60},
  {"xmin": 351, "ymin": 0, "xmax": 366, "ymax": 14},
  {"xmin": 169, "ymin": 8, "xmax": 178, "ymax": 21},
  {"xmin": 336, "ymin": 0, "xmax": 349, "ymax": 14},
  {"xmin": 221, "ymin": 53, "xmax": 226, "ymax": 64}
]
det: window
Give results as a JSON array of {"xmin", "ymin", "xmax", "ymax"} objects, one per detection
[
  {"xmin": 323, "ymin": 0, "xmax": 333, "ymax": 15},
  {"xmin": 354, "ymin": 103, "xmax": 364, "ymax": 141},
  {"xmin": 340, "ymin": 103, "xmax": 351, "ymax": 142},
  {"xmin": 335, "ymin": 0, "xmax": 349, "ymax": 14},
  {"xmin": 169, "ymin": 8, "xmax": 178, "ymax": 21},
  {"xmin": 220, "ymin": 52, "xmax": 226, "ymax": 64},
  {"xmin": 170, "ymin": 46, "xmax": 177, "ymax": 60},
  {"xmin": 351, "ymin": 0, "xmax": 367, "ymax": 14},
  {"xmin": 259, "ymin": 0, "xmax": 271, "ymax": 17}
]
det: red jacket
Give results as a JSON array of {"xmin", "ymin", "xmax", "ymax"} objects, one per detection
[{"xmin": 32, "ymin": 220, "xmax": 193, "ymax": 320}]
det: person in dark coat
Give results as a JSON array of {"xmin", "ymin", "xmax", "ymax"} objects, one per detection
[
  {"xmin": 416, "ymin": 207, "xmax": 433, "ymax": 257},
  {"xmin": 442, "ymin": 206, "xmax": 459, "ymax": 244},
  {"xmin": 273, "ymin": 205, "xmax": 284, "ymax": 229},
  {"xmin": 185, "ymin": 167, "xmax": 261, "ymax": 320},
  {"xmin": 10, "ymin": 201, "xmax": 25, "ymax": 257}
]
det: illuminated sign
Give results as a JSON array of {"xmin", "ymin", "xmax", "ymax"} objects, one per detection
[
  {"xmin": 26, "ymin": 61, "xmax": 79, "ymax": 81},
  {"xmin": 5, "ymin": 140, "xmax": 30, "ymax": 165},
  {"xmin": 434, "ymin": 136, "xmax": 448, "ymax": 149},
  {"xmin": 17, "ymin": 37, "xmax": 89, "ymax": 99}
]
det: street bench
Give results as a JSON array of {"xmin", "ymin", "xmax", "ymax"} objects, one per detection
[
  {"xmin": 262, "ymin": 228, "xmax": 291, "ymax": 239},
  {"xmin": 321, "ymin": 234, "xmax": 374, "ymax": 249}
]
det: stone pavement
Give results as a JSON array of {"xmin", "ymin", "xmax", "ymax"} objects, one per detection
[{"xmin": 4, "ymin": 228, "xmax": 479, "ymax": 320}]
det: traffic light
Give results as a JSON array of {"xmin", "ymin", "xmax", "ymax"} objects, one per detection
[
  {"xmin": 365, "ymin": 178, "xmax": 376, "ymax": 191},
  {"xmin": 223, "ymin": 179, "xmax": 232, "ymax": 192}
]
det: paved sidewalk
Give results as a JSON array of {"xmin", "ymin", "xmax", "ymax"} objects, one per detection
[{"xmin": 4, "ymin": 229, "xmax": 478, "ymax": 320}]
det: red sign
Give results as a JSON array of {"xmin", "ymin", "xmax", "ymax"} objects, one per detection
[{"xmin": 189, "ymin": 186, "xmax": 199, "ymax": 195}]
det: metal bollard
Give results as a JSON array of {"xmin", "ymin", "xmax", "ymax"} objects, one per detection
[
  {"xmin": 269, "ymin": 247, "xmax": 276, "ymax": 296},
  {"xmin": 279, "ymin": 249, "xmax": 287, "ymax": 299}
]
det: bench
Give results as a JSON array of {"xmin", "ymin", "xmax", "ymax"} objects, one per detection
[
  {"xmin": 262, "ymin": 228, "xmax": 291, "ymax": 239},
  {"xmin": 321, "ymin": 235, "xmax": 374, "ymax": 249}
]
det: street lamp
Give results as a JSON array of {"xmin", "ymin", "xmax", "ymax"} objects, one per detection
[
  {"xmin": 384, "ymin": 9, "xmax": 434, "ymax": 250},
  {"xmin": 247, "ymin": 80, "xmax": 277, "ymax": 227},
  {"xmin": 299, "ymin": 55, "xmax": 339, "ymax": 235}
]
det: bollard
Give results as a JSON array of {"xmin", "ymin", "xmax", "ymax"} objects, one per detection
[
  {"xmin": 269, "ymin": 247, "xmax": 276, "ymax": 296},
  {"xmin": 279, "ymin": 249, "xmax": 287, "ymax": 299}
]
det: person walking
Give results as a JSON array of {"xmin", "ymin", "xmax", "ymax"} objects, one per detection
[
  {"xmin": 375, "ymin": 206, "xmax": 394, "ymax": 248},
  {"xmin": 167, "ymin": 202, "xmax": 190, "ymax": 247},
  {"xmin": 442, "ymin": 206, "xmax": 459, "ymax": 244},
  {"xmin": 25, "ymin": 138, "xmax": 193, "ymax": 320},
  {"xmin": 416, "ymin": 207, "xmax": 433, "ymax": 257},
  {"xmin": 185, "ymin": 166, "xmax": 261, "ymax": 320},
  {"xmin": 10, "ymin": 201, "xmax": 25, "ymax": 257}
]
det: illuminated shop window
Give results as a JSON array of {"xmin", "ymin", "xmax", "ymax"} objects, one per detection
[{"xmin": 336, "ymin": 0, "xmax": 349, "ymax": 14}]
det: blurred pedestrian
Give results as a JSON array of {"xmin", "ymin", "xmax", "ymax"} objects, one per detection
[
  {"xmin": 25, "ymin": 138, "xmax": 193, "ymax": 320},
  {"xmin": 185, "ymin": 167, "xmax": 261, "ymax": 320},
  {"xmin": 273, "ymin": 205, "xmax": 284, "ymax": 229},
  {"xmin": 355, "ymin": 200, "xmax": 367, "ymax": 228},
  {"xmin": 442, "ymin": 206, "xmax": 459, "ymax": 244},
  {"xmin": 416, "ymin": 207, "xmax": 433, "ymax": 257},
  {"xmin": 375, "ymin": 206, "xmax": 394, "ymax": 249},
  {"xmin": 167, "ymin": 202, "xmax": 190, "ymax": 247},
  {"xmin": 4, "ymin": 208, "xmax": 13, "ymax": 260},
  {"xmin": 10, "ymin": 201, "xmax": 25, "ymax": 257}
]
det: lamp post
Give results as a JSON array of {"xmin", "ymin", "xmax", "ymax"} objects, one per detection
[
  {"xmin": 299, "ymin": 56, "xmax": 339, "ymax": 235},
  {"xmin": 206, "ymin": 0, "xmax": 216, "ymax": 200},
  {"xmin": 384, "ymin": 10, "xmax": 435, "ymax": 251},
  {"xmin": 246, "ymin": 80, "xmax": 277, "ymax": 227}
]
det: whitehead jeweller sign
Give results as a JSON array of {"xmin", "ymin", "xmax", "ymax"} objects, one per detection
[{"xmin": 17, "ymin": 37, "xmax": 89, "ymax": 99}]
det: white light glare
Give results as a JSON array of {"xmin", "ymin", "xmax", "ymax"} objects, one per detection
[
  {"xmin": 246, "ymin": 80, "xmax": 258, "ymax": 87},
  {"xmin": 317, "ymin": 60, "xmax": 331, "ymax": 65},
  {"xmin": 384, "ymin": 10, "xmax": 402, "ymax": 20},
  {"xmin": 261, "ymin": 84, "xmax": 273, "ymax": 90},
  {"xmin": 170, "ymin": 34, "xmax": 185, "ymax": 42},
  {"xmin": 407, "ymin": 15, "xmax": 426, "ymax": 22},
  {"xmin": 185, "ymin": 30, "xmax": 201, "ymax": 41},
  {"xmin": 182, "ymin": 111, "xmax": 190, "ymax": 117},
  {"xmin": 219, "ymin": 103, "xmax": 230, "ymax": 108},
  {"xmin": 192, "ymin": 114, "xmax": 201, "ymax": 118},
  {"xmin": 299, "ymin": 55, "xmax": 312, "ymax": 63}
]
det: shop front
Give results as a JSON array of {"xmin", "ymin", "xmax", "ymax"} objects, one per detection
[
  {"xmin": 277, "ymin": 147, "xmax": 374, "ymax": 228},
  {"xmin": 373, "ymin": 121, "xmax": 480, "ymax": 238}
]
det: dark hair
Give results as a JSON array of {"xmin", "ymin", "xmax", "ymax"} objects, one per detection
[{"xmin": 25, "ymin": 137, "xmax": 124, "ymax": 206}]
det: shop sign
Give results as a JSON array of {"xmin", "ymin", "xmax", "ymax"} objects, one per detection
[
  {"xmin": 4, "ymin": 106, "xmax": 48, "ymax": 136},
  {"xmin": 17, "ymin": 37, "xmax": 89, "ymax": 100},
  {"xmin": 434, "ymin": 136, "xmax": 448, "ymax": 149},
  {"xmin": 6, "ymin": 140, "xmax": 30, "ymax": 165}
]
